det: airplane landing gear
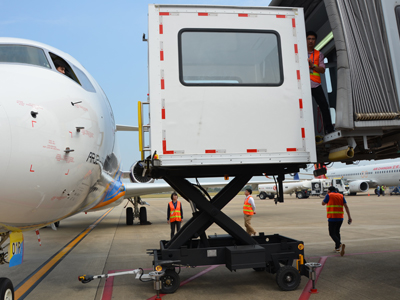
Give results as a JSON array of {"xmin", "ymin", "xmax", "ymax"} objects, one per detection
[
  {"xmin": 0, "ymin": 278, "xmax": 14, "ymax": 300},
  {"xmin": 125, "ymin": 197, "xmax": 149, "ymax": 225}
]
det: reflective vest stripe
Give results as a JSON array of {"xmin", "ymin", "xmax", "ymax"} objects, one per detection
[
  {"xmin": 327, "ymin": 205, "xmax": 343, "ymax": 208},
  {"xmin": 243, "ymin": 196, "xmax": 254, "ymax": 215},
  {"xmin": 169, "ymin": 201, "xmax": 182, "ymax": 222},
  {"xmin": 310, "ymin": 49, "xmax": 321, "ymax": 84}
]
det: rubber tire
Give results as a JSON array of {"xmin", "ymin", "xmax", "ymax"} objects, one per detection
[
  {"xmin": 259, "ymin": 192, "xmax": 267, "ymax": 200},
  {"xmin": 275, "ymin": 266, "xmax": 301, "ymax": 291},
  {"xmin": 139, "ymin": 207, "xmax": 147, "ymax": 224},
  {"xmin": 268, "ymin": 194, "xmax": 275, "ymax": 199},
  {"xmin": 0, "ymin": 277, "xmax": 14, "ymax": 300},
  {"xmin": 54, "ymin": 221, "xmax": 60, "ymax": 228},
  {"xmin": 160, "ymin": 269, "xmax": 180, "ymax": 294},
  {"xmin": 126, "ymin": 207, "xmax": 133, "ymax": 225},
  {"xmin": 296, "ymin": 191, "xmax": 304, "ymax": 199},
  {"xmin": 253, "ymin": 267, "xmax": 266, "ymax": 272},
  {"xmin": 349, "ymin": 192, "xmax": 357, "ymax": 196}
]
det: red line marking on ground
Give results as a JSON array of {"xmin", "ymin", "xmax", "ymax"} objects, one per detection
[
  {"xmin": 298, "ymin": 256, "xmax": 327, "ymax": 300},
  {"xmin": 101, "ymin": 271, "xmax": 115, "ymax": 300}
]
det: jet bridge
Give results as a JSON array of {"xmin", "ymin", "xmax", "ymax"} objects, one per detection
[{"xmin": 271, "ymin": 0, "xmax": 400, "ymax": 163}]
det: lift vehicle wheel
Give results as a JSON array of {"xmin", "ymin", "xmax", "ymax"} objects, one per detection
[
  {"xmin": 160, "ymin": 269, "xmax": 180, "ymax": 294},
  {"xmin": 0, "ymin": 277, "xmax": 14, "ymax": 300},
  {"xmin": 259, "ymin": 192, "xmax": 267, "ymax": 200},
  {"xmin": 296, "ymin": 191, "xmax": 304, "ymax": 199},
  {"xmin": 54, "ymin": 221, "xmax": 60, "ymax": 228},
  {"xmin": 268, "ymin": 194, "xmax": 275, "ymax": 199},
  {"xmin": 275, "ymin": 266, "xmax": 301, "ymax": 291},
  {"xmin": 139, "ymin": 207, "xmax": 147, "ymax": 224},
  {"xmin": 126, "ymin": 207, "xmax": 133, "ymax": 225}
]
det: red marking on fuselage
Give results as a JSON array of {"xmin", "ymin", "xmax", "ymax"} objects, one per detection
[
  {"xmin": 65, "ymin": 169, "xmax": 69, "ymax": 175},
  {"xmin": 69, "ymin": 131, "xmax": 73, "ymax": 138},
  {"xmin": 32, "ymin": 121, "xmax": 36, "ymax": 127},
  {"xmin": 30, "ymin": 165, "xmax": 34, "ymax": 172}
]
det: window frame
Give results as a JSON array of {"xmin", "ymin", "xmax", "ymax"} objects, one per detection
[
  {"xmin": 178, "ymin": 28, "xmax": 284, "ymax": 87},
  {"xmin": 0, "ymin": 44, "xmax": 50, "ymax": 68}
]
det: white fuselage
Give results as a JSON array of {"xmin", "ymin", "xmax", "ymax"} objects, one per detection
[
  {"xmin": 327, "ymin": 160, "xmax": 400, "ymax": 187},
  {"xmin": 258, "ymin": 181, "xmax": 309, "ymax": 194},
  {"xmin": 0, "ymin": 38, "xmax": 122, "ymax": 233}
]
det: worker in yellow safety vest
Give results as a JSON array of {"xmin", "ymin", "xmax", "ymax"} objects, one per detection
[
  {"xmin": 322, "ymin": 186, "xmax": 352, "ymax": 256},
  {"xmin": 307, "ymin": 31, "xmax": 335, "ymax": 135},
  {"xmin": 243, "ymin": 188, "xmax": 256, "ymax": 236},
  {"xmin": 167, "ymin": 192, "xmax": 183, "ymax": 239}
]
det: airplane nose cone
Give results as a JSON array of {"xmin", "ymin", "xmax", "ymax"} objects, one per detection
[{"xmin": 0, "ymin": 105, "xmax": 11, "ymax": 182}]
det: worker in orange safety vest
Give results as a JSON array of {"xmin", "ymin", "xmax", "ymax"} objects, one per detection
[
  {"xmin": 307, "ymin": 31, "xmax": 335, "ymax": 135},
  {"xmin": 167, "ymin": 192, "xmax": 183, "ymax": 239},
  {"xmin": 243, "ymin": 188, "xmax": 256, "ymax": 236},
  {"xmin": 322, "ymin": 186, "xmax": 352, "ymax": 256}
]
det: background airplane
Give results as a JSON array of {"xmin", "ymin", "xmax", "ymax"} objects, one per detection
[{"xmin": 326, "ymin": 159, "xmax": 400, "ymax": 195}]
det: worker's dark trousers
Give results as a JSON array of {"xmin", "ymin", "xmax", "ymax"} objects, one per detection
[
  {"xmin": 170, "ymin": 221, "xmax": 181, "ymax": 239},
  {"xmin": 312, "ymin": 85, "xmax": 334, "ymax": 134},
  {"xmin": 328, "ymin": 220, "xmax": 343, "ymax": 249}
]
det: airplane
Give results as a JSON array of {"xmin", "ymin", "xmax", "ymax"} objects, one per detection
[
  {"xmin": 0, "ymin": 38, "xmax": 270, "ymax": 298},
  {"xmin": 326, "ymin": 160, "xmax": 400, "ymax": 195}
]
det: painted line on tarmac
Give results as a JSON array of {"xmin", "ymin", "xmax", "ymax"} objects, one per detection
[
  {"xmin": 14, "ymin": 208, "xmax": 114, "ymax": 300},
  {"xmin": 298, "ymin": 256, "xmax": 328, "ymax": 300}
]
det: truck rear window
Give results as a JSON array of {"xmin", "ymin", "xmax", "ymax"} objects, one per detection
[
  {"xmin": 179, "ymin": 29, "xmax": 282, "ymax": 86},
  {"xmin": 0, "ymin": 45, "xmax": 50, "ymax": 68}
]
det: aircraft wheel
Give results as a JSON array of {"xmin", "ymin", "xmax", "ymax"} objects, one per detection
[
  {"xmin": 0, "ymin": 277, "xmax": 14, "ymax": 300},
  {"xmin": 259, "ymin": 192, "xmax": 267, "ymax": 200},
  {"xmin": 296, "ymin": 191, "xmax": 304, "ymax": 199},
  {"xmin": 126, "ymin": 207, "xmax": 133, "ymax": 225},
  {"xmin": 54, "ymin": 221, "xmax": 60, "ymax": 228},
  {"xmin": 275, "ymin": 266, "xmax": 301, "ymax": 291},
  {"xmin": 139, "ymin": 207, "xmax": 147, "ymax": 224},
  {"xmin": 160, "ymin": 269, "xmax": 180, "ymax": 294}
]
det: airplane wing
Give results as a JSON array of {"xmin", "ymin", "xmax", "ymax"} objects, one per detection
[{"xmin": 123, "ymin": 179, "xmax": 272, "ymax": 199}]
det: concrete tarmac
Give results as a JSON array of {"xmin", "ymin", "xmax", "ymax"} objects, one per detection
[{"xmin": 1, "ymin": 191, "xmax": 400, "ymax": 299}]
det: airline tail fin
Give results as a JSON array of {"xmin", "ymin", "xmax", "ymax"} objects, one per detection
[{"xmin": 294, "ymin": 173, "xmax": 300, "ymax": 180}]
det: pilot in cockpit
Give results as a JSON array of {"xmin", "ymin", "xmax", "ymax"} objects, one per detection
[{"xmin": 54, "ymin": 60, "xmax": 67, "ymax": 75}]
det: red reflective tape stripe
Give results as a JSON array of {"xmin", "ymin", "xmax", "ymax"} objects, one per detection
[
  {"xmin": 294, "ymin": 44, "xmax": 298, "ymax": 54},
  {"xmin": 198, "ymin": 12, "xmax": 208, "ymax": 16},
  {"xmin": 161, "ymin": 79, "xmax": 165, "ymax": 89},
  {"xmin": 163, "ymin": 140, "xmax": 174, "ymax": 154},
  {"xmin": 287, "ymin": 148, "xmax": 297, "ymax": 152},
  {"xmin": 162, "ymin": 109, "xmax": 165, "ymax": 119},
  {"xmin": 159, "ymin": 12, "xmax": 170, "ymax": 16},
  {"xmin": 238, "ymin": 13, "xmax": 248, "ymax": 17},
  {"xmin": 292, "ymin": 18, "xmax": 296, "ymax": 27},
  {"xmin": 160, "ymin": 50, "xmax": 164, "ymax": 61},
  {"xmin": 276, "ymin": 15, "xmax": 286, "ymax": 18},
  {"xmin": 299, "ymin": 99, "xmax": 303, "ymax": 109},
  {"xmin": 247, "ymin": 149, "xmax": 257, "ymax": 153},
  {"xmin": 159, "ymin": 24, "xmax": 163, "ymax": 34},
  {"xmin": 205, "ymin": 150, "xmax": 216, "ymax": 154},
  {"xmin": 297, "ymin": 70, "xmax": 301, "ymax": 80},
  {"xmin": 301, "ymin": 128, "xmax": 305, "ymax": 138}
]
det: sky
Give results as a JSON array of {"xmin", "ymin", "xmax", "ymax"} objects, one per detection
[{"xmin": 1, "ymin": 0, "xmax": 397, "ymax": 178}]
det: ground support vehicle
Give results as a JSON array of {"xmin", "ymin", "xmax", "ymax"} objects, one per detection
[
  {"xmin": 148, "ymin": 175, "xmax": 309, "ymax": 293},
  {"xmin": 295, "ymin": 189, "xmax": 310, "ymax": 199}
]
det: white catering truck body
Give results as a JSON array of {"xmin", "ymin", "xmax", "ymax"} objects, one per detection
[{"xmin": 145, "ymin": 4, "xmax": 316, "ymax": 169}]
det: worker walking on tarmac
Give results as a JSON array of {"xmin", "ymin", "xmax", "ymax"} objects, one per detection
[
  {"xmin": 243, "ymin": 188, "xmax": 256, "ymax": 236},
  {"xmin": 167, "ymin": 192, "xmax": 183, "ymax": 239},
  {"xmin": 307, "ymin": 31, "xmax": 335, "ymax": 135},
  {"xmin": 377, "ymin": 185, "xmax": 381, "ymax": 197},
  {"xmin": 322, "ymin": 186, "xmax": 352, "ymax": 256},
  {"xmin": 381, "ymin": 185, "xmax": 385, "ymax": 196}
]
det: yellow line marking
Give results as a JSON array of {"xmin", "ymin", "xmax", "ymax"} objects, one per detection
[{"xmin": 15, "ymin": 208, "xmax": 113, "ymax": 299}]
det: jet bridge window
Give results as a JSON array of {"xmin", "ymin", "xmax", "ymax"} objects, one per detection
[
  {"xmin": 179, "ymin": 29, "xmax": 283, "ymax": 86},
  {"xmin": 0, "ymin": 45, "xmax": 50, "ymax": 68}
]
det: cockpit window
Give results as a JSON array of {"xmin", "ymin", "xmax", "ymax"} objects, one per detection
[
  {"xmin": 49, "ymin": 52, "xmax": 81, "ymax": 85},
  {"xmin": 0, "ymin": 45, "xmax": 50, "ymax": 68},
  {"xmin": 73, "ymin": 66, "xmax": 96, "ymax": 93}
]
